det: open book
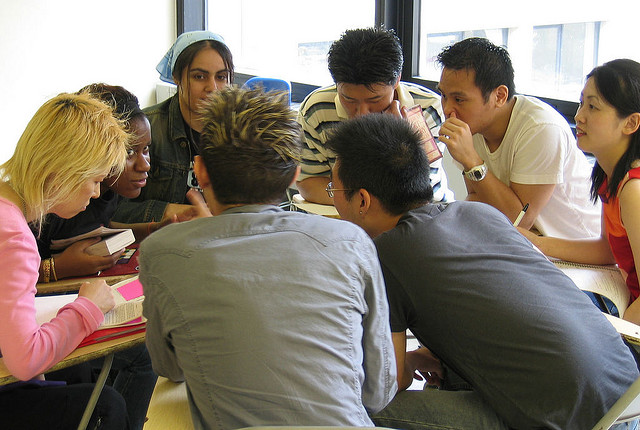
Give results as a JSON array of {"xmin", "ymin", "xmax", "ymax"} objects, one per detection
[
  {"xmin": 553, "ymin": 260, "xmax": 629, "ymax": 315},
  {"xmin": 553, "ymin": 260, "xmax": 640, "ymax": 345},
  {"xmin": 35, "ymin": 276, "xmax": 145, "ymax": 346},
  {"xmin": 50, "ymin": 226, "xmax": 135, "ymax": 257}
]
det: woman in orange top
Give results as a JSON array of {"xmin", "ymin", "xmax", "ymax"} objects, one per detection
[{"xmin": 523, "ymin": 59, "xmax": 640, "ymax": 324}]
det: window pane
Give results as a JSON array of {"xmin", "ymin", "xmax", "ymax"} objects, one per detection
[
  {"xmin": 418, "ymin": 0, "xmax": 640, "ymax": 102},
  {"xmin": 208, "ymin": 0, "xmax": 375, "ymax": 86}
]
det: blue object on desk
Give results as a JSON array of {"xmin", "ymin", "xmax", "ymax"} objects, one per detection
[{"xmin": 243, "ymin": 77, "xmax": 291, "ymax": 105}]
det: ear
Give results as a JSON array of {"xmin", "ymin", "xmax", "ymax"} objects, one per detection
[
  {"xmin": 494, "ymin": 85, "xmax": 509, "ymax": 107},
  {"xmin": 289, "ymin": 166, "xmax": 301, "ymax": 188},
  {"xmin": 357, "ymin": 188, "xmax": 373, "ymax": 215},
  {"xmin": 193, "ymin": 156, "xmax": 211, "ymax": 188},
  {"xmin": 623, "ymin": 113, "xmax": 640, "ymax": 135}
]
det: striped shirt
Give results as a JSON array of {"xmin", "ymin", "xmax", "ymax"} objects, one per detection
[{"xmin": 297, "ymin": 82, "xmax": 453, "ymax": 202}]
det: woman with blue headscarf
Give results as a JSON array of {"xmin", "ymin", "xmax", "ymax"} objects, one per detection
[{"xmin": 113, "ymin": 31, "xmax": 234, "ymax": 224}]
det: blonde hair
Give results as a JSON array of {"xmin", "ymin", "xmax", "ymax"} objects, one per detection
[{"xmin": 0, "ymin": 92, "xmax": 129, "ymax": 228}]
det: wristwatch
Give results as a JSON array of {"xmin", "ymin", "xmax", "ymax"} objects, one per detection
[{"xmin": 463, "ymin": 163, "xmax": 488, "ymax": 181}]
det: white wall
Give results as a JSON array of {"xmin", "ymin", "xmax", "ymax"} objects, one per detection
[{"xmin": 0, "ymin": 0, "xmax": 176, "ymax": 164}]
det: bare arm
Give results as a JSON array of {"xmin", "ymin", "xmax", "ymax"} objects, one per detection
[
  {"xmin": 466, "ymin": 175, "xmax": 555, "ymax": 228},
  {"xmin": 391, "ymin": 331, "xmax": 443, "ymax": 391},
  {"xmin": 520, "ymin": 213, "xmax": 615, "ymax": 265},
  {"xmin": 296, "ymin": 176, "xmax": 333, "ymax": 205},
  {"xmin": 618, "ymin": 179, "xmax": 640, "ymax": 324}
]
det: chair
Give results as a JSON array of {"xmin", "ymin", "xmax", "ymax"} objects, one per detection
[
  {"xmin": 243, "ymin": 76, "xmax": 292, "ymax": 105},
  {"xmin": 592, "ymin": 376, "xmax": 640, "ymax": 429}
]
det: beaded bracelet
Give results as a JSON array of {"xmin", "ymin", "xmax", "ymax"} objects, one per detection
[{"xmin": 42, "ymin": 258, "xmax": 51, "ymax": 283}]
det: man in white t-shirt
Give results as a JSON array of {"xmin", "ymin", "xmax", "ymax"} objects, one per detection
[{"xmin": 436, "ymin": 37, "xmax": 600, "ymax": 239}]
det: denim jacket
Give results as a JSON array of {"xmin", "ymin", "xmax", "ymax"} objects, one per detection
[{"xmin": 113, "ymin": 94, "xmax": 193, "ymax": 223}]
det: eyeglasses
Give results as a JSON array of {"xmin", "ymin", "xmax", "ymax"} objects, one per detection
[{"xmin": 325, "ymin": 181, "xmax": 353, "ymax": 198}]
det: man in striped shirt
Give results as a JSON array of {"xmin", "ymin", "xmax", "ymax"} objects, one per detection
[{"xmin": 297, "ymin": 27, "xmax": 453, "ymax": 205}]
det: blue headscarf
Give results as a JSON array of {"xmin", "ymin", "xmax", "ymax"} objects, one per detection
[{"xmin": 156, "ymin": 31, "xmax": 227, "ymax": 83}]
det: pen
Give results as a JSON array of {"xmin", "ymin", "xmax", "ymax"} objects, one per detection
[{"xmin": 513, "ymin": 203, "xmax": 529, "ymax": 227}]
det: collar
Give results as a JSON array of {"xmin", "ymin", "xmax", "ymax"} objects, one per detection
[
  {"xmin": 168, "ymin": 94, "xmax": 189, "ymax": 144},
  {"xmin": 220, "ymin": 204, "xmax": 283, "ymax": 216}
]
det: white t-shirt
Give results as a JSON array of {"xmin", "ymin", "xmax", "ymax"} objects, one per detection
[{"xmin": 473, "ymin": 95, "xmax": 601, "ymax": 239}]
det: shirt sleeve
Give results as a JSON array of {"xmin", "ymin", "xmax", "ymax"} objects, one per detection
[
  {"xmin": 139, "ymin": 247, "xmax": 184, "ymax": 382},
  {"xmin": 0, "ymin": 204, "xmax": 103, "ymax": 380},
  {"xmin": 359, "ymin": 236, "xmax": 398, "ymax": 414},
  {"xmin": 509, "ymin": 123, "xmax": 568, "ymax": 185}
]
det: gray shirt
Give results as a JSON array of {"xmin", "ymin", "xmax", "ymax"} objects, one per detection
[
  {"xmin": 375, "ymin": 202, "xmax": 639, "ymax": 430},
  {"xmin": 140, "ymin": 205, "xmax": 396, "ymax": 430}
]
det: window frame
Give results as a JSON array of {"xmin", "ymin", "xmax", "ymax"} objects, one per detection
[{"xmin": 188, "ymin": 0, "xmax": 580, "ymax": 124}]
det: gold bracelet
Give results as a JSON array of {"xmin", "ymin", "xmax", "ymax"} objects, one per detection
[
  {"xmin": 42, "ymin": 258, "xmax": 51, "ymax": 283},
  {"xmin": 49, "ymin": 257, "xmax": 58, "ymax": 282}
]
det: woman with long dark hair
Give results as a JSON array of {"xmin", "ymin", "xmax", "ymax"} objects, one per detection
[{"xmin": 523, "ymin": 59, "xmax": 640, "ymax": 324}]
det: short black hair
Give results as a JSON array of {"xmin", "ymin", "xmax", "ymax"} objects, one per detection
[
  {"xmin": 437, "ymin": 37, "xmax": 515, "ymax": 102},
  {"xmin": 199, "ymin": 87, "xmax": 302, "ymax": 205},
  {"xmin": 328, "ymin": 27, "xmax": 403, "ymax": 87},
  {"xmin": 78, "ymin": 83, "xmax": 145, "ymax": 130},
  {"xmin": 326, "ymin": 114, "xmax": 433, "ymax": 215}
]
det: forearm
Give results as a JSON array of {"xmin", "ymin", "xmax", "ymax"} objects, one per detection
[
  {"xmin": 529, "ymin": 234, "xmax": 615, "ymax": 265},
  {"xmin": 465, "ymin": 173, "xmax": 525, "ymax": 222},
  {"xmin": 296, "ymin": 177, "xmax": 333, "ymax": 205}
]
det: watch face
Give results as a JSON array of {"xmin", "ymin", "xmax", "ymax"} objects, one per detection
[{"xmin": 473, "ymin": 170, "xmax": 483, "ymax": 180}]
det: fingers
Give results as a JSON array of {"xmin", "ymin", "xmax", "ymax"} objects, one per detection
[{"xmin": 186, "ymin": 188, "xmax": 206, "ymax": 206}]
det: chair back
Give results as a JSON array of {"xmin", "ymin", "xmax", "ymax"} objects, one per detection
[
  {"xmin": 592, "ymin": 376, "xmax": 640, "ymax": 429},
  {"xmin": 243, "ymin": 77, "xmax": 292, "ymax": 105}
]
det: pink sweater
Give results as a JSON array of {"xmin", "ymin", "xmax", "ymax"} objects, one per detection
[{"xmin": 0, "ymin": 197, "xmax": 104, "ymax": 380}]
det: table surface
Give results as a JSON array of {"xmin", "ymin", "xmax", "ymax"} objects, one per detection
[
  {"xmin": 0, "ymin": 331, "xmax": 145, "ymax": 385},
  {"xmin": 291, "ymin": 194, "xmax": 340, "ymax": 218}
]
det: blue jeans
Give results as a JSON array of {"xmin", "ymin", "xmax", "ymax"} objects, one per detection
[
  {"xmin": 371, "ymin": 387, "xmax": 509, "ymax": 430},
  {"xmin": 613, "ymin": 420, "xmax": 639, "ymax": 430}
]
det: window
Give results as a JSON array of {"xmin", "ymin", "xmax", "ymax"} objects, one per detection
[
  {"xmin": 416, "ymin": 0, "xmax": 640, "ymax": 110},
  {"xmin": 208, "ymin": 0, "xmax": 375, "ymax": 87}
]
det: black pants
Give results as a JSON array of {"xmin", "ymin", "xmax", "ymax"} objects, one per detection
[{"xmin": 0, "ymin": 381, "xmax": 128, "ymax": 430}]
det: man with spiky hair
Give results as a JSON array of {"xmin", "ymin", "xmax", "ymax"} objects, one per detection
[
  {"xmin": 140, "ymin": 87, "xmax": 396, "ymax": 430},
  {"xmin": 296, "ymin": 27, "xmax": 453, "ymax": 205}
]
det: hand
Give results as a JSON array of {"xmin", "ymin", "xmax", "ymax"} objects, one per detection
[
  {"xmin": 383, "ymin": 100, "xmax": 402, "ymax": 118},
  {"xmin": 53, "ymin": 238, "xmax": 124, "ymax": 279},
  {"xmin": 78, "ymin": 278, "xmax": 115, "ymax": 314},
  {"xmin": 162, "ymin": 191, "xmax": 212, "ymax": 224},
  {"xmin": 406, "ymin": 347, "xmax": 444, "ymax": 388},
  {"xmin": 438, "ymin": 112, "xmax": 483, "ymax": 170}
]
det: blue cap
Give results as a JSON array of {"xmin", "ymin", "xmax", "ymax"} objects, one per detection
[{"xmin": 156, "ymin": 31, "xmax": 227, "ymax": 83}]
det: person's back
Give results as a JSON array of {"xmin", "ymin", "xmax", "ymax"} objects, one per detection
[
  {"xmin": 375, "ymin": 200, "xmax": 639, "ymax": 429},
  {"xmin": 141, "ymin": 208, "xmax": 394, "ymax": 428},
  {"xmin": 140, "ymin": 87, "xmax": 396, "ymax": 429}
]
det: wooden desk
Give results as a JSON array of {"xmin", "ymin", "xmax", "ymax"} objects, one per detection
[
  {"xmin": 290, "ymin": 194, "xmax": 340, "ymax": 218},
  {"xmin": 37, "ymin": 274, "xmax": 136, "ymax": 295},
  {"xmin": 0, "ymin": 331, "xmax": 145, "ymax": 386}
]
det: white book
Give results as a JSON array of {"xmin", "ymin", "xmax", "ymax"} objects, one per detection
[
  {"xmin": 50, "ymin": 226, "xmax": 130, "ymax": 251},
  {"xmin": 85, "ymin": 229, "xmax": 135, "ymax": 257}
]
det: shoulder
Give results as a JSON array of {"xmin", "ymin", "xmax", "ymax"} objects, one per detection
[
  {"xmin": 299, "ymin": 85, "xmax": 338, "ymax": 116},
  {"xmin": 514, "ymin": 96, "xmax": 570, "ymax": 127},
  {"xmin": 142, "ymin": 96, "xmax": 173, "ymax": 118}
]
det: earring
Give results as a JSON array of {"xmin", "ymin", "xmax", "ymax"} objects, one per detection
[{"xmin": 359, "ymin": 211, "xmax": 363, "ymax": 215}]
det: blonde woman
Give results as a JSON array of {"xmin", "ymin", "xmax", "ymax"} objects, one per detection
[{"xmin": 0, "ymin": 92, "xmax": 142, "ymax": 429}]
